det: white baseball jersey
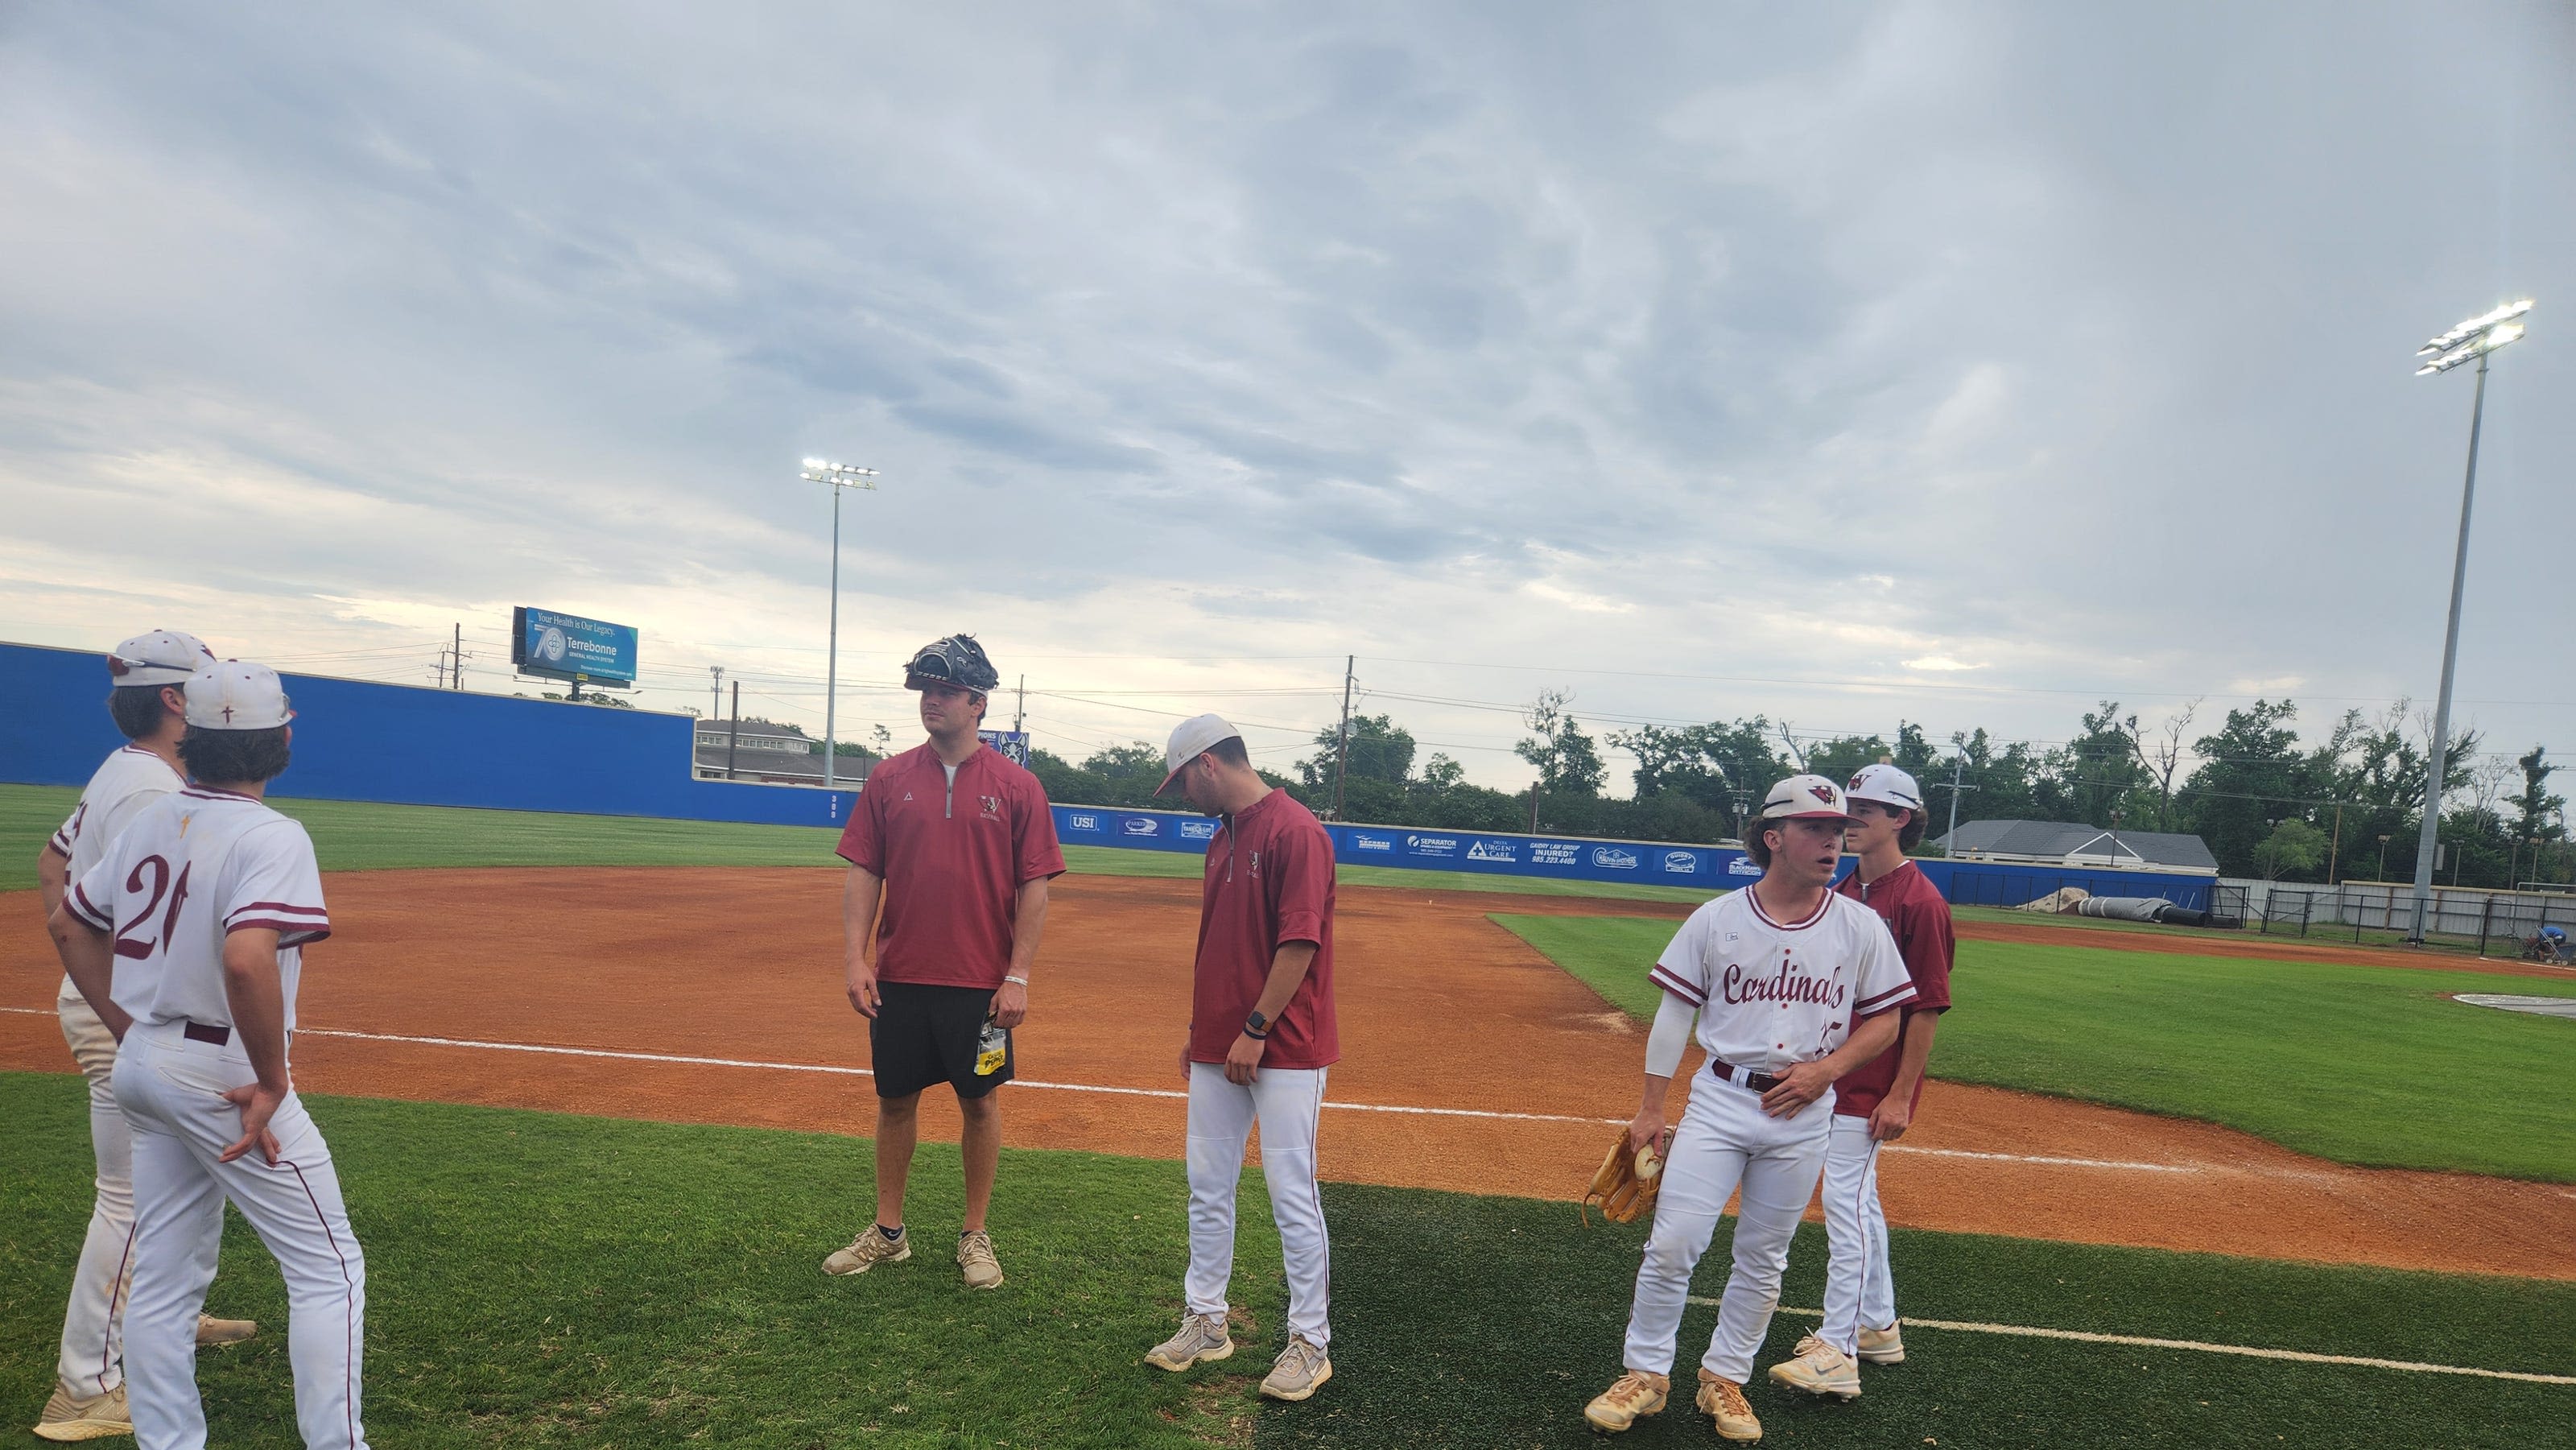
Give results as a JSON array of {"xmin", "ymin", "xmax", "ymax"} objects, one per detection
[
  {"xmin": 1649, "ymin": 888, "xmax": 1915, "ymax": 1073},
  {"xmin": 65, "ymin": 787, "xmax": 330, "ymax": 1033},
  {"xmin": 51, "ymin": 744, "xmax": 186, "ymax": 894}
]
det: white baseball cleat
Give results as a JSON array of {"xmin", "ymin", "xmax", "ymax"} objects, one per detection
[
  {"xmin": 1144, "ymin": 1312, "xmax": 1235, "ymax": 1371},
  {"xmin": 1856, "ymin": 1322, "xmax": 1905, "ymax": 1364},
  {"xmin": 1767, "ymin": 1333, "xmax": 1862, "ymax": 1400}
]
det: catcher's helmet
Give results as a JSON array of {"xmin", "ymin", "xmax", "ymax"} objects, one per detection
[{"xmin": 903, "ymin": 634, "xmax": 1000, "ymax": 694}]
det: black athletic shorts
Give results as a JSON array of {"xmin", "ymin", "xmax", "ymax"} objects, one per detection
[{"xmin": 869, "ymin": 981, "xmax": 1014, "ymax": 1101}]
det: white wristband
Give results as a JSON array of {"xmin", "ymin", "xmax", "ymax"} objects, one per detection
[{"xmin": 1004, "ymin": 975, "xmax": 1029, "ymax": 986}]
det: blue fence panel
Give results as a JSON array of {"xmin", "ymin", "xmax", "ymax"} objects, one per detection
[{"xmin": 2, "ymin": 642, "xmax": 860, "ymax": 828}]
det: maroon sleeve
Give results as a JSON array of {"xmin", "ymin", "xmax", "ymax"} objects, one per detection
[
  {"xmin": 1894, "ymin": 899, "xmax": 1954, "ymax": 1012},
  {"xmin": 1273, "ymin": 816, "xmax": 1332, "ymax": 948},
  {"xmin": 836, "ymin": 779, "xmax": 886, "ymax": 873},
  {"xmin": 1014, "ymin": 770, "xmax": 1067, "ymax": 882}
]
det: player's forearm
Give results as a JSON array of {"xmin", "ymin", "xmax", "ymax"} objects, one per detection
[
  {"xmin": 50, "ymin": 907, "xmax": 126, "ymax": 1037},
  {"xmin": 1885, "ymin": 1010, "xmax": 1941, "ymax": 1098},
  {"xmin": 1005, "ymin": 876, "xmax": 1050, "ymax": 977},
  {"xmin": 840, "ymin": 867, "xmax": 883, "ymax": 969},
  {"xmin": 1634, "ymin": 1072, "xmax": 1674, "ymax": 1120},
  {"xmin": 1248, "ymin": 940, "xmax": 1319, "ymax": 1023},
  {"xmin": 1818, "ymin": 1009, "xmax": 1903, "ymax": 1081},
  {"xmin": 220, "ymin": 932, "xmax": 291, "ymax": 1093},
  {"xmin": 36, "ymin": 846, "xmax": 68, "ymax": 921}
]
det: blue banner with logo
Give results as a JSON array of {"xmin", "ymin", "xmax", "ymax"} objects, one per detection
[
  {"xmin": 1047, "ymin": 803, "xmax": 2215, "ymax": 909},
  {"xmin": 512, "ymin": 606, "xmax": 639, "ymax": 687}
]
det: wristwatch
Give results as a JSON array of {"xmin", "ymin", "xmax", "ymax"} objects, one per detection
[{"xmin": 1244, "ymin": 1010, "xmax": 1270, "ymax": 1039}]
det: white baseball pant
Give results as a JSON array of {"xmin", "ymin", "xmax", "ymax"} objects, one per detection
[
  {"xmin": 1620, "ymin": 1064, "xmax": 1831, "ymax": 1384},
  {"xmin": 1818, "ymin": 1114, "xmax": 1895, "ymax": 1357},
  {"xmin": 55, "ymin": 981, "xmax": 138, "ymax": 1400},
  {"xmin": 114, "ymin": 1022, "xmax": 369, "ymax": 1450},
  {"xmin": 1183, "ymin": 1063, "xmax": 1331, "ymax": 1347}
]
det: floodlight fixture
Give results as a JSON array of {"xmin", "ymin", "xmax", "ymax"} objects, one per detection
[
  {"xmin": 2401, "ymin": 298, "xmax": 2533, "ymax": 942},
  {"xmin": 804, "ymin": 456, "xmax": 881, "ymax": 789}
]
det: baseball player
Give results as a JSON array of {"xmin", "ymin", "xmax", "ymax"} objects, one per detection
[
  {"xmin": 1583, "ymin": 775, "xmax": 1914, "ymax": 1442},
  {"xmin": 49, "ymin": 661, "xmax": 369, "ymax": 1450},
  {"xmin": 29, "ymin": 631, "xmax": 261, "ymax": 1444},
  {"xmin": 1141, "ymin": 714, "xmax": 1339, "ymax": 1402},
  {"xmin": 1769, "ymin": 762, "xmax": 1955, "ymax": 1401},
  {"xmin": 825, "ymin": 634, "xmax": 1064, "ymax": 1290}
]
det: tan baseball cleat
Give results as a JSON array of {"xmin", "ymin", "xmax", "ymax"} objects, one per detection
[
  {"xmin": 32, "ymin": 1383, "xmax": 132, "ymax": 1443},
  {"xmin": 1582, "ymin": 1369, "xmax": 1670, "ymax": 1433},
  {"xmin": 197, "ymin": 1313, "xmax": 259, "ymax": 1346},
  {"xmin": 956, "ymin": 1229, "xmax": 1005, "ymax": 1290},
  {"xmin": 1767, "ymin": 1334, "xmax": 1861, "ymax": 1400},
  {"xmin": 1260, "ymin": 1335, "xmax": 1332, "ymax": 1401},
  {"xmin": 1856, "ymin": 1322, "xmax": 1905, "ymax": 1364},
  {"xmin": 823, "ymin": 1226, "xmax": 912, "ymax": 1275},
  {"xmin": 1695, "ymin": 1369, "xmax": 1763, "ymax": 1442},
  {"xmin": 1146, "ymin": 1312, "xmax": 1236, "ymax": 1371}
]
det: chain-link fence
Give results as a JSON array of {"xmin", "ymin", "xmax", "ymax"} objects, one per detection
[{"xmin": 2226, "ymin": 878, "xmax": 2576, "ymax": 957}]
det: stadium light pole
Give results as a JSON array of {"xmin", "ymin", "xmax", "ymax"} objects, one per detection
[
  {"xmin": 2402, "ymin": 300, "xmax": 2533, "ymax": 943},
  {"xmin": 803, "ymin": 458, "xmax": 879, "ymax": 791}
]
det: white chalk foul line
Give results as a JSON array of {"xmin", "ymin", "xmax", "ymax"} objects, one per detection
[
  {"xmin": 1685, "ymin": 1303, "xmax": 2574, "ymax": 1386},
  {"xmin": 286, "ymin": 1026, "xmax": 1617, "ymax": 1127},
  {"xmin": 0, "ymin": 1010, "xmax": 2307, "ymax": 1173}
]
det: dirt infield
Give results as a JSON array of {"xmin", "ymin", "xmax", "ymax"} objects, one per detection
[{"xmin": 3, "ymin": 869, "xmax": 2568, "ymax": 1282}]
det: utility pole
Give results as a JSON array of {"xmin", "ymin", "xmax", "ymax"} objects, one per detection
[
  {"xmin": 1942, "ymin": 732, "xmax": 1975, "ymax": 853},
  {"xmin": 726, "ymin": 680, "xmax": 742, "ymax": 780},
  {"xmin": 1014, "ymin": 675, "xmax": 1026, "ymax": 735},
  {"xmin": 709, "ymin": 665, "xmax": 724, "ymax": 721},
  {"xmin": 1331, "ymin": 655, "xmax": 1355, "ymax": 820}
]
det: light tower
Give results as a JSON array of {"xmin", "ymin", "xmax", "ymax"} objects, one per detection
[
  {"xmin": 2402, "ymin": 300, "xmax": 2533, "ymax": 942},
  {"xmin": 803, "ymin": 458, "xmax": 880, "ymax": 791}
]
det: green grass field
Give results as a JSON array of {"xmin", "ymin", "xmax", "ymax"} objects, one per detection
[
  {"xmin": 1492, "ymin": 914, "xmax": 2576, "ymax": 1183},
  {"xmin": 2, "ymin": 1075, "xmax": 2566, "ymax": 1448},
  {"xmin": 0, "ymin": 784, "xmax": 1708, "ymax": 903}
]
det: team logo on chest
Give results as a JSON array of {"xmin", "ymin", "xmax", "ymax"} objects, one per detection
[{"xmin": 979, "ymin": 794, "xmax": 1002, "ymax": 818}]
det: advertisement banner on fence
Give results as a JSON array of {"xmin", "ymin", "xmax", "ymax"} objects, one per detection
[{"xmin": 1042, "ymin": 801, "xmax": 2217, "ymax": 908}]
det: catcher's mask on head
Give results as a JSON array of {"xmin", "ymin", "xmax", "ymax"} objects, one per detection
[{"xmin": 902, "ymin": 634, "xmax": 1000, "ymax": 694}]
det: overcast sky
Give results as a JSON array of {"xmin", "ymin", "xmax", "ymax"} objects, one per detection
[{"xmin": 3, "ymin": 2, "xmax": 2569, "ymax": 790}]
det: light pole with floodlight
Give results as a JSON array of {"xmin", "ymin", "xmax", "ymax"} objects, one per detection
[
  {"xmin": 803, "ymin": 458, "xmax": 879, "ymax": 791},
  {"xmin": 2402, "ymin": 300, "xmax": 2533, "ymax": 942}
]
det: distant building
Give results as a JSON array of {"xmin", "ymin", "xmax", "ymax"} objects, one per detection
[
  {"xmin": 1933, "ymin": 819, "xmax": 2217, "ymax": 873},
  {"xmin": 693, "ymin": 724, "xmax": 857, "ymax": 785}
]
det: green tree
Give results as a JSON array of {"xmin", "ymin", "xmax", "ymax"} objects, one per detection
[
  {"xmin": 1803, "ymin": 735, "xmax": 1890, "ymax": 791},
  {"xmin": 2252, "ymin": 818, "xmax": 2328, "ymax": 881},
  {"xmin": 2178, "ymin": 700, "xmax": 2315, "ymax": 877},
  {"xmin": 1516, "ymin": 690, "xmax": 1606, "ymax": 798},
  {"xmin": 1298, "ymin": 714, "xmax": 1417, "ymax": 792}
]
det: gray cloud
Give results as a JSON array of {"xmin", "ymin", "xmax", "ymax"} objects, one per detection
[{"xmin": 2, "ymin": 1, "xmax": 2570, "ymax": 776}]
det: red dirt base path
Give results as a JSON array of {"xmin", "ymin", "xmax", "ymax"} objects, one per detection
[{"xmin": 3, "ymin": 870, "xmax": 2566, "ymax": 1283}]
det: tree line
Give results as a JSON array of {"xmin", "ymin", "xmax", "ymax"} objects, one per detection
[{"xmin": 1026, "ymin": 693, "xmax": 2569, "ymax": 889}]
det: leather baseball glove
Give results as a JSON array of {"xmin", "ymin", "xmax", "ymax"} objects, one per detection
[{"xmin": 1580, "ymin": 1134, "xmax": 1663, "ymax": 1226}]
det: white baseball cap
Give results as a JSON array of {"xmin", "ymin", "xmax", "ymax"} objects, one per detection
[
  {"xmin": 1844, "ymin": 762, "xmax": 1924, "ymax": 812},
  {"xmin": 182, "ymin": 661, "xmax": 295, "ymax": 731},
  {"xmin": 108, "ymin": 630, "xmax": 216, "ymax": 687},
  {"xmin": 1156, "ymin": 713, "xmax": 1244, "ymax": 795},
  {"xmin": 1759, "ymin": 773, "xmax": 1860, "ymax": 824}
]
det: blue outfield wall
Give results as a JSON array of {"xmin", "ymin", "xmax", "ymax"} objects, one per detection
[
  {"xmin": 5, "ymin": 640, "xmax": 2211, "ymax": 908},
  {"xmin": 1049, "ymin": 803, "xmax": 2218, "ymax": 911},
  {"xmin": 1, "ymin": 641, "xmax": 861, "ymax": 828}
]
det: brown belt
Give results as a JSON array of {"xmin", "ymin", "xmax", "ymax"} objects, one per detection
[
  {"xmin": 182, "ymin": 1021, "xmax": 230, "ymax": 1047},
  {"xmin": 1708, "ymin": 1058, "xmax": 1781, "ymax": 1093}
]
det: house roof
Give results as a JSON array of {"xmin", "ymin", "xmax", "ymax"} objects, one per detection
[{"xmin": 1934, "ymin": 819, "xmax": 2219, "ymax": 872}]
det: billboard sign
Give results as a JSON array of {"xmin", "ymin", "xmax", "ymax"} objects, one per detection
[
  {"xmin": 977, "ymin": 729, "xmax": 1032, "ymax": 767},
  {"xmin": 511, "ymin": 607, "xmax": 639, "ymax": 687}
]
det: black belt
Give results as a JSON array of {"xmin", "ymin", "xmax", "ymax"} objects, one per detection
[
  {"xmin": 182, "ymin": 1021, "xmax": 231, "ymax": 1047},
  {"xmin": 1708, "ymin": 1058, "xmax": 1781, "ymax": 1093}
]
